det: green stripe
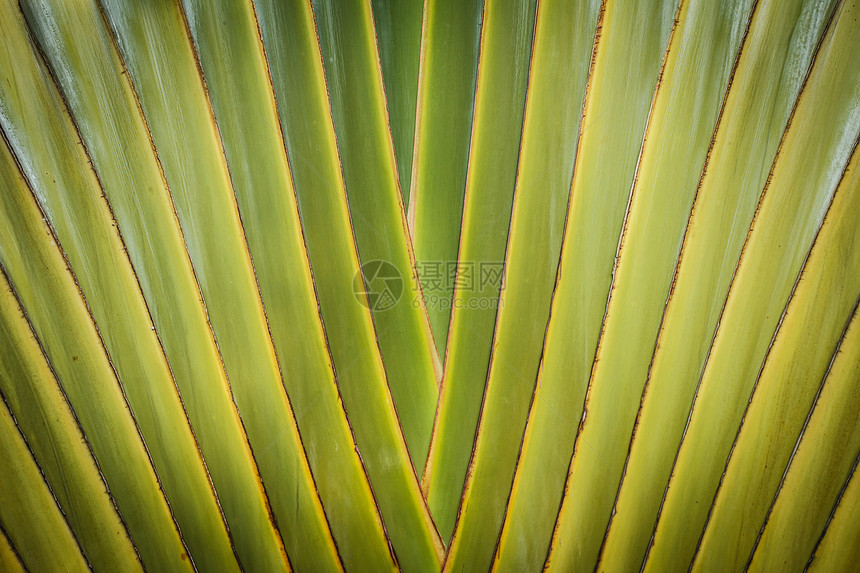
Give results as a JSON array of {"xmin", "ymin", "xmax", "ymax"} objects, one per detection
[
  {"xmin": 422, "ymin": 0, "xmax": 538, "ymax": 541},
  {"xmin": 694, "ymin": 137, "xmax": 860, "ymax": 570},
  {"xmin": 546, "ymin": 0, "xmax": 756, "ymax": 567},
  {"xmin": 601, "ymin": 0, "xmax": 837, "ymax": 567},
  {"xmin": 807, "ymin": 457, "xmax": 860, "ymax": 572},
  {"xmin": 0, "ymin": 243, "xmax": 141, "ymax": 572},
  {"xmin": 751, "ymin": 310, "xmax": 860, "ymax": 570},
  {"xmin": 758, "ymin": 304, "xmax": 860, "ymax": 571},
  {"xmin": 371, "ymin": 0, "xmax": 424, "ymax": 204},
  {"xmin": 93, "ymin": 0, "xmax": 355, "ymax": 567},
  {"xmin": 181, "ymin": 0, "xmax": 397, "ymax": 568},
  {"xmin": 22, "ymin": 0, "xmax": 307, "ymax": 567},
  {"xmin": 409, "ymin": 0, "xmax": 483, "ymax": 356},
  {"xmin": 253, "ymin": 0, "xmax": 443, "ymax": 569},
  {"xmin": 442, "ymin": 0, "xmax": 601, "ymax": 569},
  {"xmin": 0, "ymin": 526, "xmax": 25, "ymax": 573},
  {"xmin": 0, "ymin": 4, "xmax": 199, "ymax": 568},
  {"xmin": 312, "ymin": 0, "xmax": 441, "ymax": 471},
  {"xmin": 493, "ymin": 0, "xmax": 677, "ymax": 568},
  {"xmin": 0, "ymin": 141, "xmax": 191, "ymax": 570},
  {"xmin": 645, "ymin": 0, "xmax": 860, "ymax": 567},
  {"xmin": 0, "ymin": 385, "xmax": 90, "ymax": 573}
]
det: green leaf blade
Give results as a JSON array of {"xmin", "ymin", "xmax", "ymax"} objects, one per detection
[
  {"xmin": 89, "ymin": 0, "xmax": 347, "ymax": 568},
  {"xmin": 807, "ymin": 459, "xmax": 860, "ymax": 572},
  {"xmin": 0, "ymin": 527, "xmax": 25, "ymax": 573},
  {"xmin": 254, "ymin": 0, "xmax": 443, "ymax": 569},
  {"xmin": 371, "ymin": 0, "xmax": 423, "ymax": 204},
  {"xmin": 601, "ymin": 0, "xmax": 838, "ymax": 567},
  {"xmin": 0, "ymin": 124, "xmax": 192, "ymax": 573},
  {"xmin": 750, "ymin": 306, "xmax": 860, "ymax": 571},
  {"xmin": 0, "ymin": 5, "xmax": 209, "ymax": 568},
  {"xmin": 546, "ymin": 0, "xmax": 758, "ymax": 566},
  {"xmin": 409, "ymin": 0, "xmax": 483, "ymax": 356},
  {"xmin": 645, "ymin": 1, "xmax": 860, "ymax": 567},
  {"xmin": 694, "ymin": 137, "xmax": 860, "ymax": 571},
  {"xmin": 0, "ymin": 251, "xmax": 142, "ymax": 572},
  {"xmin": 311, "ymin": 0, "xmax": 441, "ymax": 473},
  {"xmin": 422, "ymin": 0, "xmax": 538, "ymax": 540},
  {"xmin": 180, "ymin": 0, "xmax": 396, "ymax": 568},
  {"xmin": 493, "ymin": 0, "xmax": 678, "ymax": 568},
  {"xmin": 442, "ymin": 0, "xmax": 601, "ymax": 569},
  {"xmin": 0, "ymin": 388, "xmax": 91, "ymax": 573}
]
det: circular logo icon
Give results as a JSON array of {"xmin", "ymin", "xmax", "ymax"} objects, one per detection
[{"xmin": 352, "ymin": 260, "xmax": 403, "ymax": 311}]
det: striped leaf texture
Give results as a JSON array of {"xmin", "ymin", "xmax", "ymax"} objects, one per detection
[{"xmin": 0, "ymin": 0, "xmax": 858, "ymax": 571}]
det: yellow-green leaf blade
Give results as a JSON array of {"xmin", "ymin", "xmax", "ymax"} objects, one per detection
[
  {"xmin": 180, "ymin": 0, "xmax": 395, "ymax": 568},
  {"xmin": 750, "ymin": 308, "xmax": 860, "ymax": 571},
  {"xmin": 93, "ymin": 0, "xmax": 345, "ymax": 568},
  {"xmin": 601, "ymin": 0, "xmax": 839, "ymax": 567},
  {"xmin": 807, "ymin": 461, "xmax": 860, "ymax": 571},
  {"xmin": 0, "ymin": 151, "xmax": 191, "ymax": 572},
  {"xmin": 371, "ymin": 0, "xmax": 423, "ymax": 204},
  {"xmin": 409, "ymin": 0, "xmax": 482, "ymax": 356},
  {"xmin": 493, "ymin": 0, "xmax": 677, "ymax": 568},
  {"xmin": 0, "ymin": 6, "xmax": 202, "ymax": 569},
  {"xmin": 0, "ymin": 253, "xmax": 141, "ymax": 572},
  {"xmin": 423, "ymin": 0, "xmax": 538, "ymax": 540},
  {"xmin": 546, "ymin": 0, "xmax": 758, "ymax": 566},
  {"xmin": 312, "ymin": 0, "xmax": 441, "ymax": 471},
  {"xmin": 645, "ymin": 1, "xmax": 860, "ymax": 567},
  {"xmin": 0, "ymin": 526, "xmax": 24, "ymax": 573},
  {"xmin": 20, "ymin": 0, "xmax": 326, "ymax": 568},
  {"xmin": 0, "ymin": 385, "xmax": 90, "ymax": 573},
  {"xmin": 253, "ymin": 0, "xmax": 443, "ymax": 569},
  {"xmin": 442, "ymin": 0, "xmax": 601, "ymax": 569},
  {"xmin": 693, "ymin": 137, "xmax": 860, "ymax": 571}
]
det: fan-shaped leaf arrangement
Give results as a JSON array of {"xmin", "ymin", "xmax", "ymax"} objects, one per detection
[{"xmin": 0, "ymin": 0, "xmax": 858, "ymax": 571}]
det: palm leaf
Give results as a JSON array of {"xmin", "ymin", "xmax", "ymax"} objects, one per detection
[{"xmin": 1, "ymin": 0, "xmax": 858, "ymax": 570}]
